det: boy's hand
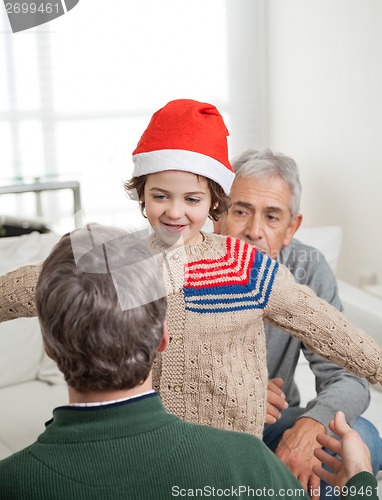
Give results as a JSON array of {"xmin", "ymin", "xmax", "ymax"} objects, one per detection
[
  {"xmin": 313, "ymin": 411, "xmax": 373, "ymax": 489},
  {"xmin": 266, "ymin": 378, "xmax": 288, "ymax": 424}
]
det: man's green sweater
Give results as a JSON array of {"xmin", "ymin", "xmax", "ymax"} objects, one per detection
[{"xmin": 0, "ymin": 393, "xmax": 377, "ymax": 500}]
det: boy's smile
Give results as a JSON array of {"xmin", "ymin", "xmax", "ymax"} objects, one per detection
[{"xmin": 142, "ymin": 170, "xmax": 212, "ymax": 247}]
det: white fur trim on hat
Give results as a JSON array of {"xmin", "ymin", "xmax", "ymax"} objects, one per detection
[{"xmin": 132, "ymin": 149, "xmax": 234, "ymax": 195}]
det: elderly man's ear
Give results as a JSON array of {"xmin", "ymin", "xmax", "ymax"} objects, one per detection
[{"xmin": 283, "ymin": 213, "xmax": 303, "ymax": 248}]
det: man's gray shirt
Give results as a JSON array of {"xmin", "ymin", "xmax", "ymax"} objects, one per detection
[{"xmin": 265, "ymin": 238, "xmax": 370, "ymax": 429}]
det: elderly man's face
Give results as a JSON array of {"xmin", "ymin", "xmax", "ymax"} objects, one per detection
[{"xmin": 215, "ymin": 176, "xmax": 302, "ymax": 259}]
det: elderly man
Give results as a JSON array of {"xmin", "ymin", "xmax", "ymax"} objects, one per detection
[{"xmin": 214, "ymin": 148, "xmax": 382, "ymax": 500}]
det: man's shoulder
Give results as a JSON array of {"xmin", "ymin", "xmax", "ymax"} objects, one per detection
[
  {"xmin": 280, "ymin": 238, "xmax": 332, "ymax": 276},
  {"xmin": 0, "ymin": 445, "xmax": 34, "ymax": 481},
  {"xmin": 181, "ymin": 419, "xmax": 264, "ymax": 451},
  {"xmin": 177, "ymin": 421, "xmax": 305, "ymax": 490},
  {"xmin": 281, "ymin": 237, "xmax": 324, "ymax": 261},
  {"xmin": 279, "ymin": 238, "xmax": 342, "ymax": 307}
]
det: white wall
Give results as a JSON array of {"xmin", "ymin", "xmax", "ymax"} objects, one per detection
[
  {"xmin": 267, "ymin": 0, "xmax": 382, "ymax": 286},
  {"xmin": 225, "ymin": 0, "xmax": 269, "ymax": 156}
]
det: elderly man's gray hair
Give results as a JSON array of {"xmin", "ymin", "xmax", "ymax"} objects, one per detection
[{"xmin": 231, "ymin": 148, "xmax": 302, "ymax": 218}]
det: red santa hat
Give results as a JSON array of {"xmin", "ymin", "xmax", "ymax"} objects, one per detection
[{"xmin": 132, "ymin": 99, "xmax": 234, "ymax": 194}]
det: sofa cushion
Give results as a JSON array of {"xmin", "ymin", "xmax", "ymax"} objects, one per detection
[
  {"xmin": 0, "ymin": 231, "xmax": 64, "ymax": 388},
  {"xmin": 0, "ymin": 380, "xmax": 68, "ymax": 459}
]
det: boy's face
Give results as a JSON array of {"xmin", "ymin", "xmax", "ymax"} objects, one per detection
[{"xmin": 142, "ymin": 170, "xmax": 212, "ymax": 247}]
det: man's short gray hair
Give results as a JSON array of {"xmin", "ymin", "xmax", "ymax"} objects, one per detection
[{"xmin": 231, "ymin": 148, "xmax": 302, "ymax": 217}]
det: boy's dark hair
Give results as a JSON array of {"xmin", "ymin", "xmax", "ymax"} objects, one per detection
[
  {"xmin": 124, "ymin": 174, "xmax": 231, "ymax": 221},
  {"xmin": 35, "ymin": 224, "xmax": 167, "ymax": 393}
]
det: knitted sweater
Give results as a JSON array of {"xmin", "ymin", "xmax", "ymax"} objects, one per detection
[
  {"xmin": 0, "ymin": 232, "xmax": 381, "ymax": 437},
  {"xmin": 0, "ymin": 393, "xmax": 312, "ymax": 500}
]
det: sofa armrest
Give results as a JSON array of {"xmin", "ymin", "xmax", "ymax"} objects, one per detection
[{"xmin": 338, "ymin": 279, "xmax": 382, "ymax": 347}]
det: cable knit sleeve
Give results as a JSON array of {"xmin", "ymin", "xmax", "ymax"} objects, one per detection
[
  {"xmin": 264, "ymin": 264, "xmax": 382, "ymax": 384},
  {"xmin": 0, "ymin": 264, "xmax": 41, "ymax": 323}
]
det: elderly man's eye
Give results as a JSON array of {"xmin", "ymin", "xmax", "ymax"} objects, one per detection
[
  {"xmin": 233, "ymin": 210, "xmax": 248, "ymax": 217},
  {"xmin": 267, "ymin": 214, "xmax": 279, "ymax": 222}
]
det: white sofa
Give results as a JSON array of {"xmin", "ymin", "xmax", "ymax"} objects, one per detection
[
  {"xmin": 295, "ymin": 226, "xmax": 382, "ymax": 498},
  {"xmin": 0, "ymin": 228, "xmax": 381, "ymax": 483},
  {"xmin": 296, "ymin": 225, "xmax": 382, "ymax": 348},
  {"xmin": 0, "ymin": 232, "xmax": 68, "ymax": 460},
  {"xmin": 295, "ymin": 226, "xmax": 382, "ymax": 416}
]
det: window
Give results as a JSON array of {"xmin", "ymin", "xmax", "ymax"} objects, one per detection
[{"xmin": 0, "ymin": 0, "xmax": 267, "ymax": 232}]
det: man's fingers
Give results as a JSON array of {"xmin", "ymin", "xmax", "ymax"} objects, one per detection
[
  {"xmin": 328, "ymin": 411, "xmax": 351, "ymax": 440},
  {"xmin": 316, "ymin": 433, "xmax": 341, "ymax": 456},
  {"xmin": 307, "ymin": 474, "xmax": 321, "ymax": 500},
  {"xmin": 296, "ymin": 472, "xmax": 310, "ymax": 493},
  {"xmin": 266, "ymin": 378, "xmax": 288, "ymax": 423},
  {"xmin": 270, "ymin": 377, "xmax": 284, "ymax": 390},
  {"xmin": 312, "ymin": 464, "xmax": 338, "ymax": 488},
  {"xmin": 267, "ymin": 379, "xmax": 288, "ymax": 412},
  {"xmin": 314, "ymin": 448, "xmax": 342, "ymax": 473},
  {"xmin": 333, "ymin": 411, "xmax": 352, "ymax": 437},
  {"xmin": 265, "ymin": 412, "xmax": 278, "ymax": 424},
  {"xmin": 267, "ymin": 391, "xmax": 288, "ymax": 409},
  {"xmin": 266, "ymin": 402, "xmax": 282, "ymax": 423},
  {"xmin": 268, "ymin": 378, "xmax": 285, "ymax": 397}
]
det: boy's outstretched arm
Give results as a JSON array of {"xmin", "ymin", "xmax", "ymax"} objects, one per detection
[
  {"xmin": 0, "ymin": 264, "xmax": 40, "ymax": 322},
  {"xmin": 264, "ymin": 263, "xmax": 382, "ymax": 384}
]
